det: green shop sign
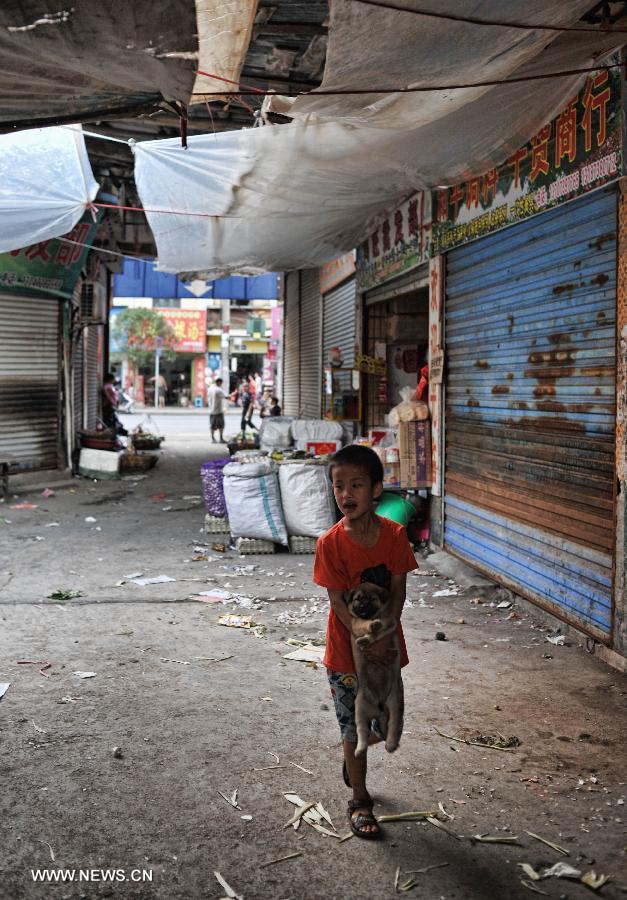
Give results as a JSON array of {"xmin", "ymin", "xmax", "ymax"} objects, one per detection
[
  {"xmin": 0, "ymin": 211, "xmax": 103, "ymax": 299},
  {"xmin": 431, "ymin": 64, "xmax": 622, "ymax": 255}
]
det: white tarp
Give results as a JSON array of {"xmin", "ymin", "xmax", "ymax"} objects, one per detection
[
  {"xmin": 0, "ymin": 125, "xmax": 98, "ymax": 253},
  {"xmin": 133, "ymin": 2, "xmax": 624, "ymax": 275}
]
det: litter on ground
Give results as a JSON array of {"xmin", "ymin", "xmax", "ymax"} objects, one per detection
[
  {"xmin": 283, "ymin": 793, "xmax": 339, "ymax": 838},
  {"xmin": 213, "ymin": 870, "xmax": 243, "ymax": 900},
  {"xmin": 218, "ymin": 614, "xmax": 256, "ymax": 629},
  {"xmin": 47, "ymin": 589, "xmax": 83, "ymax": 600},
  {"xmin": 130, "ymin": 575, "xmax": 175, "ymax": 586},
  {"xmin": 72, "ymin": 671, "xmax": 97, "ymax": 678},
  {"xmin": 283, "ymin": 645, "xmax": 326, "ymax": 663},
  {"xmin": 0, "ymin": 683, "xmax": 10, "ymax": 699}
]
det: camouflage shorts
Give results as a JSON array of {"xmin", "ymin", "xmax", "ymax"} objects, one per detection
[{"xmin": 327, "ymin": 670, "xmax": 382, "ymax": 744}]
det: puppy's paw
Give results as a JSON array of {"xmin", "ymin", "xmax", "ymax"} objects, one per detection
[
  {"xmin": 385, "ymin": 739, "xmax": 399, "ymax": 753},
  {"xmin": 369, "ymin": 620, "xmax": 383, "ymax": 633},
  {"xmin": 356, "ymin": 636, "xmax": 371, "ymax": 650}
]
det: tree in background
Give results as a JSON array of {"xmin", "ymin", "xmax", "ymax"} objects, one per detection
[{"xmin": 112, "ymin": 308, "xmax": 178, "ymax": 368}]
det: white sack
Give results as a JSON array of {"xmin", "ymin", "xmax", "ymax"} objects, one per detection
[
  {"xmin": 223, "ymin": 460, "xmax": 287, "ymax": 545},
  {"xmin": 132, "ymin": 3, "xmax": 623, "ymax": 275},
  {"xmin": 0, "ymin": 125, "xmax": 98, "ymax": 253},
  {"xmin": 259, "ymin": 416, "xmax": 294, "ymax": 452},
  {"xmin": 291, "ymin": 420, "xmax": 344, "ymax": 452},
  {"xmin": 279, "ymin": 463, "xmax": 336, "ymax": 538}
]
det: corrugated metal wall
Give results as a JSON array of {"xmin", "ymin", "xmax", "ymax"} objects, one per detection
[
  {"xmin": 444, "ymin": 188, "xmax": 617, "ymax": 640},
  {"xmin": 0, "ymin": 294, "xmax": 61, "ymax": 470},
  {"xmin": 299, "ymin": 269, "xmax": 322, "ymax": 418},
  {"xmin": 282, "ymin": 271, "xmax": 300, "ymax": 416},
  {"xmin": 323, "ymin": 277, "xmax": 356, "ymax": 368}
]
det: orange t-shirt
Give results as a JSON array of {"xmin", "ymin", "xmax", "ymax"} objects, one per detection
[{"xmin": 313, "ymin": 516, "xmax": 417, "ymax": 674}]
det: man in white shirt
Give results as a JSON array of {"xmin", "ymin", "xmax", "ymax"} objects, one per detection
[{"xmin": 207, "ymin": 377, "xmax": 226, "ymax": 443}]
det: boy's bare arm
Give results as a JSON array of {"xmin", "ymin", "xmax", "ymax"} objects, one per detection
[{"xmin": 328, "ymin": 589, "xmax": 354, "ymax": 632}]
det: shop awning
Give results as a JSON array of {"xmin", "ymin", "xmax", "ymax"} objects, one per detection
[{"xmin": 133, "ymin": 1, "xmax": 625, "ymax": 275}]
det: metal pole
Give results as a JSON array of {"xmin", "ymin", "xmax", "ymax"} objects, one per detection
[{"xmin": 154, "ymin": 349, "xmax": 160, "ymax": 409}]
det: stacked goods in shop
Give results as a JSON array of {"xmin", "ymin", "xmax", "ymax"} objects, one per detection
[
  {"xmin": 258, "ymin": 416, "xmax": 294, "ymax": 452},
  {"xmin": 278, "ymin": 460, "xmax": 336, "ymax": 539},
  {"xmin": 399, "ymin": 421, "xmax": 432, "ymax": 488},
  {"xmin": 223, "ymin": 460, "xmax": 288, "ymax": 546},
  {"xmin": 290, "ymin": 419, "xmax": 343, "ymax": 451}
]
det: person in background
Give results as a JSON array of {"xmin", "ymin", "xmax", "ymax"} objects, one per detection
[
  {"xmin": 258, "ymin": 388, "xmax": 273, "ymax": 418},
  {"xmin": 148, "ymin": 373, "xmax": 167, "ymax": 407},
  {"xmin": 240, "ymin": 383, "xmax": 257, "ymax": 434},
  {"xmin": 270, "ymin": 396, "xmax": 282, "ymax": 417},
  {"xmin": 207, "ymin": 377, "xmax": 226, "ymax": 443},
  {"xmin": 254, "ymin": 371, "xmax": 263, "ymax": 398},
  {"xmin": 101, "ymin": 372, "xmax": 128, "ymax": 436}
]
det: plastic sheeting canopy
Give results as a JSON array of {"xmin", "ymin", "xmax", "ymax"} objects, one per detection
[
  {"xmin": 0, "ymin": 125, "xmax": 98, "ymax": 253},
  {"xmin": 133, "ymin": 1, "xmax": 625, "ymax": 276}
]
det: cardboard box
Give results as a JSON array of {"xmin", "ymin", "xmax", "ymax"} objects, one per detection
[
  {"xmin": 399, "ymin": 421, "xmax": 432, "ymax": 488},
  {"xmin": 306, "ymin": 440, "xmax": 342, "ymax": 456}
]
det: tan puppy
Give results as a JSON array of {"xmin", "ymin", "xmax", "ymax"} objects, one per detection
[{"xmin": 345, "ymin": 582, "xmax": 404, "ymax": 758}]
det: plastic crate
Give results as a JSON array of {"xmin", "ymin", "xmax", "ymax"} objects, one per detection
[
  {"xmin": 204, "ymin": 514, "xmax": 230, "ymax": 534},
  {"xmin": 289, "ymin": 535, "xmax": 317, "ymax": 554},
  {"xmin": 235, "ymin": 537, "xmax": 276, "ymax": 555}
]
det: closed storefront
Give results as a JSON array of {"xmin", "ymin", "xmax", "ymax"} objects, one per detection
[
  {"xmin": 0, "ymin": 294, "xmax": 61, "ymax": 471},
  {"xmin": 281, "ymin": 269, "xmax": 322, "ymax": 418},
  {"xmin": 444, "ymin": 188, "xmax": 617, "ymax": 641},
  {"xmin": 299, "ymin": 269, "xmax": 322, "ymax": 418},
  {"xmin": 282, "ymin": 270, "xmax": 300, "ymax": 416}
]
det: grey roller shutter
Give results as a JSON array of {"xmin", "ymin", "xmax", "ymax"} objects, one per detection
[
  {"xmin": 83, "ymin": 325, "xmax": 102, "ymax": 428},
  {"xmin": 299, "ymin": 269, "xmax": 322, "ymax": 418},
  {"xmin": 0, "ymin": 294, "xmax": 61, "ymax": 471},
  {"xmin": 444, "ymin": 188, "xmax": 617, "ymax": 641},
  {"xmin": 323, "ymin": 277, "xmax": 356, "ymax": 369},
  {"xmin": 282, "ymin": 271, "xmax": 300, "ymax": 416}
]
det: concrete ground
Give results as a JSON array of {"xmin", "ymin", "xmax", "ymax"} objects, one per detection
[{"xmin": 1, "ymin": 419, "xmax": 626, "ymax": 900}]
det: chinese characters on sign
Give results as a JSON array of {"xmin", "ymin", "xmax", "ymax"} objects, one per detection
[
  {"xmin": 356, "ymin": 191, "xmax": 432, "ymax": 290},
  {"xmin": 158, "ymin": 309, "xmax": 207, "ymax": 353},
  {"xmin": 431, "ymin": 66, "xmax": 622, "ymax": 254},
  {"xmin": 0, "ymin": 215, "xmax": 103, "ymax": 297},
  {"xmin": 319, "ymin": 251, "xmax": 356, "ymax": 294}
]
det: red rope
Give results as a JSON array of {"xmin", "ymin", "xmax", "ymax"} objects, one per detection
[{"xmin": 196, "ymin": 68, "xmax": 265, "ymax": 95}]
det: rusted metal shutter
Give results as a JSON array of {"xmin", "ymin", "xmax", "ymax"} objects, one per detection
[
  {"xmin": 282, "ymin": 271, "xmax": 300, "ymax": 416},
  {"xmin": 323, "ymin": 277, "xmax": 356, "ymax": 369},
  {"xmin": 444, "ymin": 188, "xmax": 616, "ymax": 641},
  {"xmin": 299, "ymin": 269, "xmax": 322, "ymax": 418},
  {"xmin": 0, "ymin": 294, "xmax": 61, "ymax": 471}
]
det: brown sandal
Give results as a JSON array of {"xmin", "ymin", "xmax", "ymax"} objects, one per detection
[{"xmin": 348, "ymin": 799, "xmax": 382, "ymax": 840}]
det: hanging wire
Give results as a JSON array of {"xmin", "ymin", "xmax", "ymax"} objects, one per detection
[{"xmin": 351, "ymin": 0, "xmax": 627, "ymax": 34}]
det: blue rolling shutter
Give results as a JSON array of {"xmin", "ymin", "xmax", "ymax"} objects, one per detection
[{"xmin": 444, "ymin": 188, "xmax": 617, "ymax": 640}]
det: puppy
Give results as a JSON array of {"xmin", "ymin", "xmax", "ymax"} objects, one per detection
[{"xmin": 345, "ymin": 582, "xmax": 404, "ymax": 757}]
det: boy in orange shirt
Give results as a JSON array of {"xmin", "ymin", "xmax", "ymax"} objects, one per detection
[{"xmin": 314, "ymin": 445, "xmax": 417, "ymax": 839}]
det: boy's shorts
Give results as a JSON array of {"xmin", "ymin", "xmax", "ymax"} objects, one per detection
[{"xmin": 327, "ymin": 670, "xmax": 382, "ymax": 743}]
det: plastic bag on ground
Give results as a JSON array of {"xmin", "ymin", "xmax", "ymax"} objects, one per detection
[
  {"xmin": 223, "ymin": 460, "xmax": 288, "ymax": 545},
  {"xmin": 290, "ymin": 419, "xmax": 343, "ymax": 451},
  {"xmin": 279, "ymin": 462, "xmax": 336, "ymax": 538},
  {"xmin": 258, "ymin": 416, "xmax": 294, "ymax": 452},
  {"xmin": 388, "ymin": 386, "xmax": 429, "ymax": 427}
]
